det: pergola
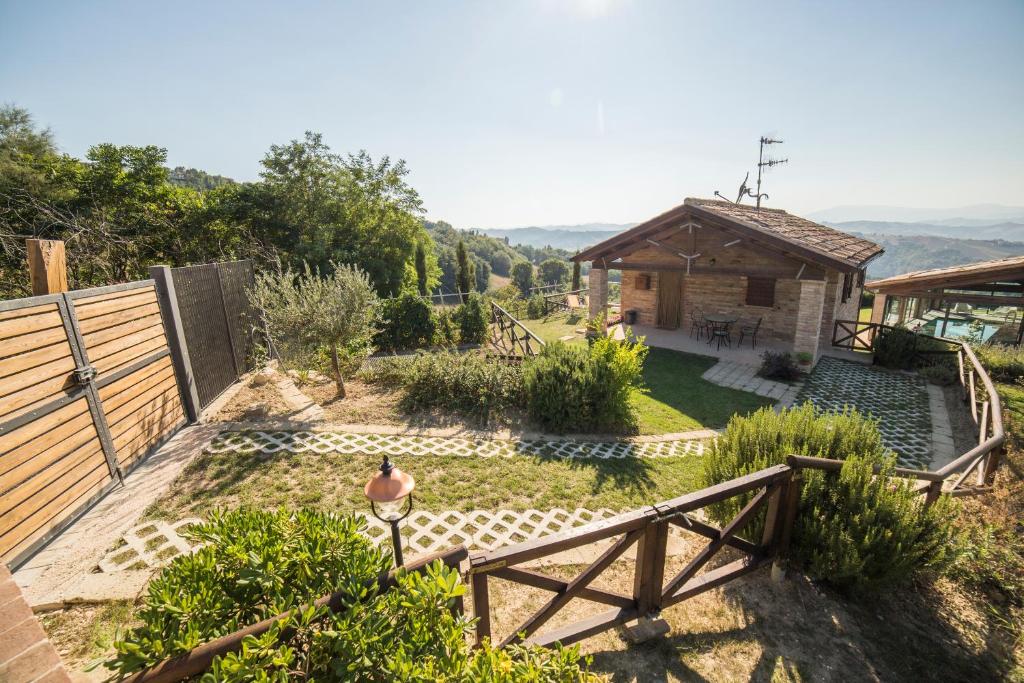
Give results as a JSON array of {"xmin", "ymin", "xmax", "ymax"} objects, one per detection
[{"xmin": 866, "ymin": 255, "xmax": 1024, "ymax": 346}]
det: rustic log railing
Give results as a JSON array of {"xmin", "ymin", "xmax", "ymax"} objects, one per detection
[
  {"xmin": 541, "ymin": 288, "xmax": 589, "ymax": 314},
  {"xmin": 123, "ymin": 546, "xmax": 468, "ymax": 683},
  {"xmin": 469, "ymin": 465, "xmax": 797, "ymax": 648},
  {"xmin": 490, "ymin": 301, "xmax": 545, "ymax": 358},
  {"xmin": 830, "ymin": 319, "xmax": 1005, "ymax": 495}
]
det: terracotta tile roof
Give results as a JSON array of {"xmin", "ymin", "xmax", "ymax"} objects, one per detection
[
  {"xmin": 684, "ymin": 198, "xmax": 883, "ymax": 268},
  {"xmin": 573, "ymin": 198, "xmax": 882, "ymax": 270},
  {"xmin": 866, "ymin": 254, "xmax": 1024, "ymax": 292}
]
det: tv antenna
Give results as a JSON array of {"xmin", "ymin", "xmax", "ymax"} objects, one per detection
[{"xmin": 714, "ymin": 136, "xmax": 788, "ymax": 209}]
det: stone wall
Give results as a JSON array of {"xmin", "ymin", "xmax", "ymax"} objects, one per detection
[
  {"xmin": 0, "ymin": 564, "xmax": 70, "ymax": 682},
  {"xmin": 794, "ymin": 280, "xmax": 827, "ymax": 358},
  {"xmin": 589, "ymin": 267, "xmax": 608, "ymax": 324},
  {"xmin": 620, "ymin": 271, "xmax": 659, "ymax": 326}
]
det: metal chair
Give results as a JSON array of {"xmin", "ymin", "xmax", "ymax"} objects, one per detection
[
  {"xmin": 738, "ymin": 317, "xmax": 762, "ymax": 348},
  {"xmin": 689, "ymin": 309, "xmax": 709, "ymax": 340},
  {"xmin": 708, "ymin": 319, "xmax": 732, "ymax": 350}
]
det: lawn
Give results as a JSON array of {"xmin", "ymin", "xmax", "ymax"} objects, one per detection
[
  {"xmin": 633, "ymin": 347, "xmax": 773, "ymax": 433},
  {"xmin": 144, "ymin": 446, "xmax": 704, "ymax": 522},
  {"xmin": 859, "ymin": 306, "xmax": 872, "ymax": 322},
  {"xmin": 524, "ymin": 310, "xmax": 587, "ymax": 345}
]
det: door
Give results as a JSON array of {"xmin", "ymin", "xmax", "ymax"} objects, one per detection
[{"xmin": 655, "ymin": 272, "xmax": 683, "ymax": 329}]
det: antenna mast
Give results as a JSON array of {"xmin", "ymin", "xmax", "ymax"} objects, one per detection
[{"xmin": 754, "ymin": 136, "xmax": 787, "ymax": 209}]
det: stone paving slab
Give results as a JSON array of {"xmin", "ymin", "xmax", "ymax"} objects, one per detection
[
  {"xmin": 208, "ymin": 430, "xmax": 710, "ymax": 459},
  {"xmin": 701, "ymin": 359, "xmax": 802, "ymax": 406},
  {"xmin": 795, "ymin": 357, "xmax": 933, "ymax": 469}
]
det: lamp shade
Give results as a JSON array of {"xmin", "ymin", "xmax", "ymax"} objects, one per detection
[{"xmin": 364, "ymin": 461, "xmax": 415, "ymax": 503}]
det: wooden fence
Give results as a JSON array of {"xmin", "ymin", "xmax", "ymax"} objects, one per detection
[
  {"xmin": 830, "ymin": 319, "xmax": 1005, "ymax": 495},
  {"xmin": 542, "ymin": 288, "xmax": 589, "ymax": 315},
  {"xmin": 490, "ymin": 301, "xmax": 545, "ymax": 358},
  {"xmin": 0, "ymin": 281, "xmax": 186, "ymax": 566}
]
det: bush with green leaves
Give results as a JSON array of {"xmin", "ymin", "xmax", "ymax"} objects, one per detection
[
  {"xmin": 976, "ymin": 344, "xmax": 1024, "ymax": 383},
  {"xmin": 375, "ymin": 292, "xmax": 436, "ymax": 351},
  {"xmin": 701, "ymin": 404, "xmax": 958, "ymax": 592},
  {"xmin": 433, "ymin": 306, "xmax": 460, "ymax": 346},
  {"xmin": 457, "ymin": 292, "xmax": 490, "ymax": 344},
  {"xmin": 251, "ymin": 262, "xmax": 377, "ymax": 397},
  {"xmin": 526, "ymin": 293, "xmax": 547, "ymax": 319},
  {"xmin": 872, "ymin": 324, "xmax": 918, "ymax": 369},
  {"xmin": 523, "ymin": 336, "xmax": 647, "ymax": 433},
  {"xmin": 758, "ymin": 350, "xmax": 800, "ymax": 381},
  {"xmin": 108, "ymin": 508, "xmax": 597, "ymax": 682},
  {"xmin": 401, "ymin": 351, "xmax": 525, "ymax": 422}
]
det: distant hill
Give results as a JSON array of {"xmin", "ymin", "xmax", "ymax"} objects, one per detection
[
  {"xmin": 479, "ymin": 225, "xmax": 630, "ymax": 251},
  {"xmin": 808, "ymin": 203, "xmax": 1024, "ymax": 225},
  {"xmin": 858, "ymin": 233, "xmax": 1024, "ymax": 279},
  {"xmin": 833, "ymin": 220, "xmax": 1024, "ymax": 242}
]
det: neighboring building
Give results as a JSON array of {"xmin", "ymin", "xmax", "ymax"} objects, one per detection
[
  {"xmin": 866, "ymin": 255, "xmax": 1024, "ymax": 346},
  {"xmin": 573, "ymin": 198, "xmax": 883, "ymax": 361}
]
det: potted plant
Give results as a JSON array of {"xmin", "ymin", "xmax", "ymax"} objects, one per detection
[{"xmin": 795, "ymin": 351, "xmax": 814, "ymax": 370}]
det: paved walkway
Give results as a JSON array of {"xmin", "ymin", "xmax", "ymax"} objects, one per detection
[
  {"xmin": 795, "ymin": 357, "xmax": 948, "ymax": 469},
  {"xmin": 700, "ymin": 359, "xmax": 802, "ymax": 404}
]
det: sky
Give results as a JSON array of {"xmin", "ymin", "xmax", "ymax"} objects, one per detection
[{"xmin": 2, "ymin": 0, "xmax": 1023, "ymax": 229}]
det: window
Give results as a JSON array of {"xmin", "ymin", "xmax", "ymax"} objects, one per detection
[
  {"xmin": 841, "ymin": 272, "xmax": 854, "ymax": 303},
  {"xmin": 745, "ymin": 277, "xmax": 776, "ymax": 307}
]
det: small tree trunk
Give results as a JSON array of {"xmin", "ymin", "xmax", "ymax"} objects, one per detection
[{"xmin": 330, "ymin": 344, "xmax": 346, "ymax": 398}]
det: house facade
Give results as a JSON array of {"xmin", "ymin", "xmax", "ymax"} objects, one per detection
[{"xmin": 575, "ymin": 198, "xmax": 883, "ymax": 361}]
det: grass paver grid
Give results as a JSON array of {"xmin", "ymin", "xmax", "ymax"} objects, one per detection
[{"xmin": 796, "ymin": 357, "xmax": 933, "ymax": 468}]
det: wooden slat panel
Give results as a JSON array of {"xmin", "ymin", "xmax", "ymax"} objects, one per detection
[
  {"xmin": 77, "ymin": 302, "xmax": 161, "ymax": 336},
  {"xmin": 102, "ymin": 366, "xmax": 176, "ymax": 418},
  {"xmin": 107, "ymin": 383, "xmax": 179, "ymax": 438},
  {"xmin": 0, "ymin": 327, "xmax": 69, "ymax": 360},
  {"xmin": 92, "ymin": 336, "xmax": 168, "ymax": 376},
  {"xmin": 0, "ymin": 463, "xmax": 109, "ymax": 558},
  {"xmin": 82, "ymin": 313, "xmax": 163, "ymax": 349},
  {"xmin": 0, "ymin": 310, "xmax": 64, "ymax": 341},
  {"xmin": 98, "ymin": 356, "xmax": 173, "ymax": 403},
  {"xmin": 0, "ymin": 342, "xmax": 74, "ymax": 380},
  {"xmin": 112, "ymin": 396, "xmax": 182, "ymax": 450},
  {"xmin": 0, "ymin": 439, "xmax": 105, "ymax": 522},
  {"xmin": 0, "ymin": 303, "xmax": 60, "ymax": 322},
  {"xmin": 0, "ymin": 400, "xmax": 92, "ymax": 474},
  {"xmin": 71, "ymin": 285, "xmax": 153, "ymax": 307},
  {"xmin": 85, "ymin": 323, "xmax": 165, "ymax": 363},
  {"xmin": 0, "ymin": 416, "xmax": 99, "ymax": 493},
  {"xmin": 118, "ymin": 411, "xmax": 183, "ymax": 467},
  {"xmin": 73, "ymin": 290, "xmax": 157, "ymax": 321},
  {"xmin": 0, "ymin": 355, "xmax": 76, "ymax": 400},
  {"xmin": 114, "ymin": 407, "xmax": 183, "ymax": 465},
  {"xmin": 0, "ymin": 373, "xmax": 77, "ymax": 421}
]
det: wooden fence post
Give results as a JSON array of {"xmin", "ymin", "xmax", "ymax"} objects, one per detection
[
  {"xmin": 26, "ymin": 239, "xmax": 68, "ymax": 295},
  {"xmin": 771, "ymin": 468, "xmax": 802, "ymax": 582},
  {"xmin": 149, "ymin": 265, "xmax": 201, "ymax": 423}
]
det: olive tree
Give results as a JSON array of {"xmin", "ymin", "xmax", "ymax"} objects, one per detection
[{"xmin": 251, "ymin": 262, "xmax": 377, "ymax": 397}]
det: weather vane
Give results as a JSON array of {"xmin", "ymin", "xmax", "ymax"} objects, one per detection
[{"xmin": 714, "ymin": 136, "xmax": 788, "ymax": 209}]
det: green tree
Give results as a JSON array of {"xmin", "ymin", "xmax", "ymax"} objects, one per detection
[
  {"xmin": 414, "ymin": 241, "xmax": 429, "ymax": 295},
  {"xmin": 538, "ymin": 258, "xmax": 570, "ymax": 286},
  {"xmin": 251, "ymin": 262, "xmax": 377, "ymax": 397},
  {"xmin": 511, "ymin": 260, "xmax": 534, "ymax": 296},
  {"xmin": 456, "ymin": 240, "xmax": 474, "ymax": 300},
  {"xmin": 474, "ymin": 256, "xmax": 490, "ymax": 292},
  {"xmin": 571, "ymin": 259, "xmax": 581, "ymax": 290}
]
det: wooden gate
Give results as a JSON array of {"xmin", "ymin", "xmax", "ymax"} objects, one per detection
[{"xmin": 0, "ymin": 281, "xmax": 186, "ymax": 566}]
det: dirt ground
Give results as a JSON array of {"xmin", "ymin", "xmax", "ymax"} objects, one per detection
[
  {"xmin": 211, "ymin": 379, "xmax": 294, "ymax": 422},
  {"xmin": 468, "ymin": 536, "xmax": 1015, "ymax": 682},
  {"xmin": 40, "ymin": 601, "xmax": 138, "ymax": 680}
]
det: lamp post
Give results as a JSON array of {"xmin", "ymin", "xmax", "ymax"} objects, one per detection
[{"xmin": 364, "ymin": 455, "xmax": 415, "ymax": 567}]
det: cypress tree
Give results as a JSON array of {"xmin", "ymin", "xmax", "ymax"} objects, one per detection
[
  {"xmin": 456, "ymin": 241, "xmax": 472, "ymax": 301},
  {"xmin": 414, "ymin": 242, "xmax": 428, "ymax": 296}
]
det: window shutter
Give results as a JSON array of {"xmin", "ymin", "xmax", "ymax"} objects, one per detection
[{"xmin": 745, "ymin": 277, "xmax": 776, "ymax": 307}]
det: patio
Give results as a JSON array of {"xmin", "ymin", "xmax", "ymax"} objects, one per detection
[{"xmin": 611, "ymin": 322, "xmax": 791, "ymax": 365}]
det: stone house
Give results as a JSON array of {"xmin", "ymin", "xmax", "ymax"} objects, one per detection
[{"xmin": 573, "ymin": 198, "xmax": 883, "ymax": 361}]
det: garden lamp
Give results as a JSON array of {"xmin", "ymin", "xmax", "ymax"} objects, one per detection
[{"xmin": 364, "ymin": 455, "xmax": 415, "ymax": 567}]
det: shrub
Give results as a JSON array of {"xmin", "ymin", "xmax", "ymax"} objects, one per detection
[
  {"xmin": 977, "ymin": 344, "xmax": 1024, "ymax": 383},
  {"xmin": 457, "ymin": 292, "xmax": 490, "ymax": 344},
  {"xmin": 108, "ymin": 508, "xmax": 597, "ymax": 681},
  {"xmin": 526, "ymin": 293, "xmax": 547, "ymax": 319},
  {"xmin": 795, "ymin": 456, "xmax": 958, "ymax": 592},
  {"xmin": 357, "ymin": 354, "xmax": 416, "ymax": 386},
  {"xmin": 401, "ymin": 351, "xmax": 524, "ymax": 422},
  {"xmin": 375, "ymin": 292, "xmax": 436, "ymax": 351},
  {"xmin": 433, "ymin": 305, "xmax": 460, "ymax": 346},
  {"xmin": 872, "ymin": 325, "xmax": 918, "ymax": 369},
  {"xmin": 758, "ymin": 350, "xmax": 800, "ymax": 381},
  {"xmin": 701, "ymin": 405, "xmax": 958, "ymax": 592},
  {"xmin": 919, "ymin": 362, "xmax": 958, "ymax": 385},
  {"xmin": 523, "ymin": 336, "xmax": 647, "ymax": 433}
]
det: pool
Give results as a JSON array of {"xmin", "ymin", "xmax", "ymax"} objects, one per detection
[{"xmin": 921, "ymin": 318, "xmax": 1001, "ymax": 342}]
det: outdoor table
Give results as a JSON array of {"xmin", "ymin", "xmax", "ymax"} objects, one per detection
[{"xmin": 704, "ymin": 314, "xmax": 738, "ymax": 325}]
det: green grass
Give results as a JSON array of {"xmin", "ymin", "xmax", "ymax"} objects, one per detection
[
  {"xmin": 144, "ymin": 447, "xmax": 703, "ymax": 521},
  {"xmin": 525, "ymin": 310, "xmax": 587, "ymax": 345},
  {"xmin": 633, "ymin": 347, "xmax": 773, "ymax": 434},
  {"xmin": 859, "ymin": 307, "xmax": 872, "ymax": 322}
]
